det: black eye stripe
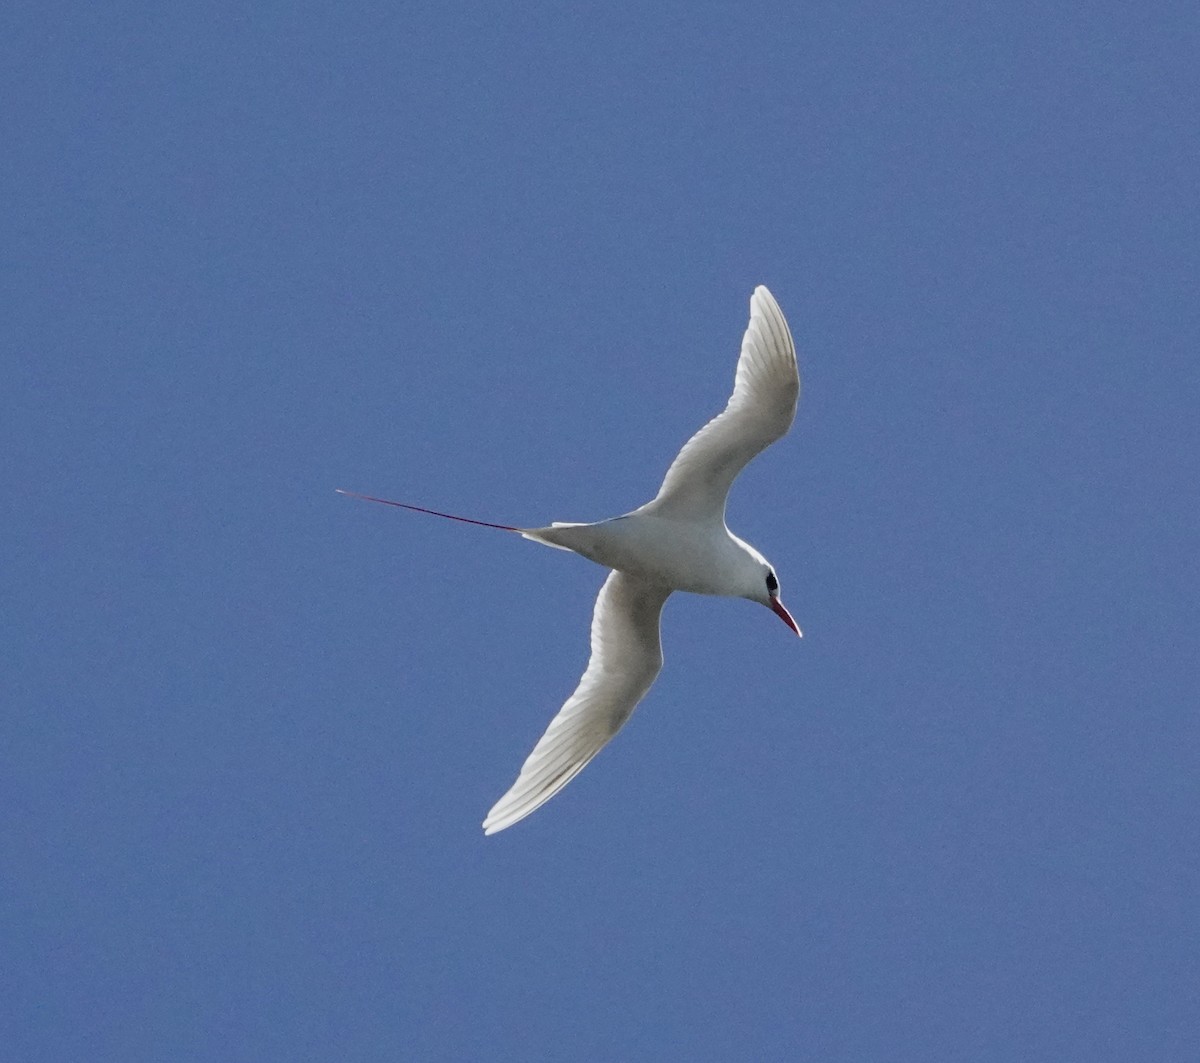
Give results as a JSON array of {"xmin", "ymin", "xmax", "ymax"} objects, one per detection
[{"xmin": 765, "ymin": 572, "xmax": 779, "ymax": 593}]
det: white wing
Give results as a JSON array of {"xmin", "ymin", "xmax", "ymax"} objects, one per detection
[
  {"xmin": 649, "ymin": 285, "xmax": 799, "ymax": 521},
  {"xmin": 483, "ymin": 571, "xmax": 671, "ymax": 835}
]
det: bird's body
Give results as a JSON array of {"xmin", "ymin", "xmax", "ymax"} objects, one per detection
[
  {"xmin": 522, "ymin": 512, "xmax": 767, "ymax": 598},
  {"xmin": 339, "ymin": 285, "xmax": 802, "ymax": 834}
]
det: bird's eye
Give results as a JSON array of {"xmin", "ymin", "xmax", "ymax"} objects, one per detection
[{"xmin": 765, "ymin": 572, "xmax": 779, "ymax": 593}]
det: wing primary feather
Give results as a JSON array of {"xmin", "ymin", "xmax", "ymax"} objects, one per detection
[
  {"xmin": 482, "ymin": 571, "xmax": 671, "ymax": 834},
  {"xmin": 648, "ymin": 286, "xmax": 799, "ymax": 521}
]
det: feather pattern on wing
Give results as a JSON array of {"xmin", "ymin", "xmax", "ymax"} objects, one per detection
[
  {"xmin": 649, "ymin": 286, "xmax": 799, "ymax": 521},
  {"xmin": 482, "ymin": 571, "xmax": 672, "ymax": 834}
]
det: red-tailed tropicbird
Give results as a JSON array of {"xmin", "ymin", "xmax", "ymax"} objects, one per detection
[{"xmin": 339, "ymin": 285, "xmax": 801, "ymax": 834}]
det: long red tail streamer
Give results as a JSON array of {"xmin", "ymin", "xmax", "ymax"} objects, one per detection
[{"xmin": 335, "ymin": 489, "xmax": 520, "ymax": 532}]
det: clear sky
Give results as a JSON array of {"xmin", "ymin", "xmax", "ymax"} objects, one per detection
[{"xmin": 5, "ymin": 2, "xmax": 1198, "ymax": 1061}]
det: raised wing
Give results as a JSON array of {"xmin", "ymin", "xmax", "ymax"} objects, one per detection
[
  {"xmin": 649, "ymin": 285, "xmax": 798, "ymax": 521},
  {"xmin": 482, "ymin": 571, "xmax": 672, "ymax": 835}
]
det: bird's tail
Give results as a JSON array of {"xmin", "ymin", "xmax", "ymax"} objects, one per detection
[
  {"xmin": 337, "ymin": 489, "xmax": 598, "ymax": 556},
  {"xmin": 335, "ymin": 489, "xmax": 522, "ymax": 532},
  {"xmin": 518, "ymin": 522, "xmax": 589, "ymax": 552}
]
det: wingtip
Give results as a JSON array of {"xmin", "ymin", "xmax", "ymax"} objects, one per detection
[
  {"xmin": 481, "ymin": 813, "xmax": 512, "ymax": 836},
  {"xmin": 481, "ymin": 800, "xmax": 515, "ymax": 835},
  {"xmin": 752, "ymin": 284, "xmax": 779, "ymax": 310}
]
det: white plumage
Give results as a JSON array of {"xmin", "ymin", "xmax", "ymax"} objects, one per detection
[
  {"xmin": 340, "ymin": 285, "xmax": 802, "ymax": 833},
  {"xmin": 482, "ymin": 286, "xmax": 801, "ymax": 833},
  {"xmin": 481, "ymin": 571, "xmax": 672, "ymax": 834}
]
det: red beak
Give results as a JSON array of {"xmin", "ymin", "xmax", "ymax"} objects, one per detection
[{"xmin": 770, "ymin": 596, "xmax": 802, "ymax": 637}]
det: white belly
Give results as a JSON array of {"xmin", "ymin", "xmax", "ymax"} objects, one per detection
[{"xmin": 529, "ymin": 513, "xmax": 748, "ymax": 596}]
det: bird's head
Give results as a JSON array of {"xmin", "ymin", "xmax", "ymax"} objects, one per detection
[
  {"xmin": 757, "ymin": 563, "xmax": 802, "ymax": 637},
  {"xmin": 732, "ymin": 540, "xmax": 801, "ymax": 637}
]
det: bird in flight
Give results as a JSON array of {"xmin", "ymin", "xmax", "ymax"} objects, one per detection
[{"xmin": 339, "ymin": 285, "xmax": 801, "ymax": 834}]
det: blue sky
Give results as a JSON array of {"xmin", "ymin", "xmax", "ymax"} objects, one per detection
[{"xmin": 5, "ymin": 2, "xmax": 1198, "ymax": 1060}]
